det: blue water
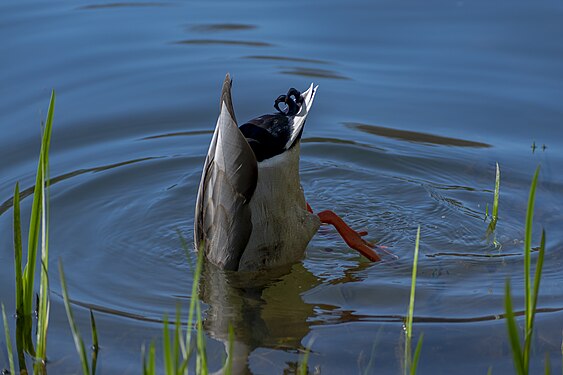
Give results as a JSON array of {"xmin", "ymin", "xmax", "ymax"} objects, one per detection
[{"xmin": 1, "ymin": 0, "xmax": 563, "ymax": 373}]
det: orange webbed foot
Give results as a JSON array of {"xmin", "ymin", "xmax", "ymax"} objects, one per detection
[{"xmin": 308, "ymin": 203, "xmax": 382, "ymax": 262}]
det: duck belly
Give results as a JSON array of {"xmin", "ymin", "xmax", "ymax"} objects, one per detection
[{"xmin": 237, "ymin": 147, "xmax": 320, "ymax": 271}]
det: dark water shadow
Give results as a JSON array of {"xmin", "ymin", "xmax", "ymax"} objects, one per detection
[
  {"xmin": 281, "ymin": 67, "xmax": 350, "ymax": 80},
  {"xmin": 173, "ymin": 39, "xmax": 273, "ymax": 47},
  {"xmin": 427, "ymin": 245, "xmax": 541, "ymax": 259},
  {"xmin": 245, "ymin": 55, "xmax": 330, "ymax": 65},
  {"xmin": 0, "ymin": 157, "xmax": 161, "ymax": 216},
  {"xmin": 302, "ymin": 136, "xmax": 385, "ymax": 152},
  {"xmin": 314, "ymin": 306, "xmax": 563, "ymax": 325},
  {"xmin": 345, "ymin": 122, "xmax": 492, "ymax": 148},
  {"xmin": 426, "ymin": 252, "xmax": 520, "ymax": 258},
  {"xmin": 51, "ymin": 292, "xmax": 164, "ymax": 324},
  {"xmin": 302, "ymin": 137, "xmax": 359, "ymax": 146},
  {"xmin": 189, "ymin": 23, "xmax": 256, "ymax": 33},
  {"xmin": 139, "ymin": 130, "xmax": 213, "ymax": 140},
  {"xmin": 78, "ymin": 2, "xmax": 172, "ymax": 10}
]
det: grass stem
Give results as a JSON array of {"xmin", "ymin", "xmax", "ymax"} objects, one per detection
[
  {"xmin": 59, "ymin": 260, "xmax": 91, "ymax": 375},
  {"xmin": 404, "ymin": 226, "xmax": 422, "ymax": 375},
  {"xmin": 2, "ymin": 304, "xmax": 16, "ymax": 375}
]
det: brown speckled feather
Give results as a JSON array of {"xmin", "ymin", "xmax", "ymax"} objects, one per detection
[{"xmin": 194, "ymin": 74, "xmax": 258, "ymax": 270}]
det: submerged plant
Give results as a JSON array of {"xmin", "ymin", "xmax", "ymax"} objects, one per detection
[{"xmin": 505, "ymin": 166, "xmax": 545, "ymax": 375}]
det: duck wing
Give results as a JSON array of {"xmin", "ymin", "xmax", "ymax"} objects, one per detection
[{"xmin": 194, "ymin": 74, "xmax": 258, "ymax": 270}]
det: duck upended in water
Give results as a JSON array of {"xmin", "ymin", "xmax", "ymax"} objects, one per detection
[{"xmin": 194, "ymin": 74, "xmax": 381, "ymax": 271}]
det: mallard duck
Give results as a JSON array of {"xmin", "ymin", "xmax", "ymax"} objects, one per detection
[{"xmin": 194, "ymin": 74, "xmax": 381, "ymax": 271}]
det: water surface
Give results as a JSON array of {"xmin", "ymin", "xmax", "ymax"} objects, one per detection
[{"xmin": 1, "ymin": 0, "xmax": 563, "ymax": 373}]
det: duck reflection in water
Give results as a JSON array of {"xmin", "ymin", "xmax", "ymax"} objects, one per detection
[
  {"xmin": 198, "ymin": 259, "xmax": 373, "ymax": 374},
  {"xmin": 199, "ymin": 261, "xmax": 316, "ymax": 374}
]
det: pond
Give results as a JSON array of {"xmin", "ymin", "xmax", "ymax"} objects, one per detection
[{"xmin": 1, "ymin": 0, "xmax": 563, "ymax": 373}]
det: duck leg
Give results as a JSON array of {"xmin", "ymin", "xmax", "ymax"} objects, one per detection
[{"xmin": 307, "ymin": 203, "xmax": 382, "ymax": 262}]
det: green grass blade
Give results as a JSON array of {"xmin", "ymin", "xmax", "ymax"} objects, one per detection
[
  {"xmin": 23, "ymin": 90, "xmax": 55, "ymax": 316},
  {"xmin": 196, "ymin": 301, "xmax": 208, "ymax": 375},
  {"xmin": 14, "ymin": 310, "xmax": 31, "ymax": 371},
  {"xmin": 404, "ymin": 226, "xmax": 421, "ymax": 375},
  {"xmin": 90, "ymin": 310, "xmax": 99, "ymax": 375},
  {"xmin": 13, "ymin": 183, "xmax": 24, "ymax": 316},
  {"xmin": 177, "ymin": 229, "xmax": 195, "ymax": 270},
  {"xmin": 141, "ymin": 344, "xmax": 149, "ymax": 375},
  {"xmin": 2, "ymin": 304, "xmax": 16, "ymax": 375},
  {"xmin": 142, "ymin": 341, "xmax": 156, "ymax": 375},
  {"xmin": 36, "ymin": 150, "xmax": 51, "ymax": 361},
  {"xmin": 486, "ymin": 163, "xmax": 501, "ymax": 236},
  {"xmin": 298, "ymin": 348, "xmax": 310, "ymax": 375},
  {"xmin": 163, "ymin": 315, "xmax": 173, "ymax": 375},
  {"xmin": 299, "ymin": 338, "xmax": 314, "ymax": 375},
  {"xmin": 523, "ymin": 229, "xmax": 546, "ymax": 371},
  {"xmin": 36, "ymin": 130, "xmax": 52, "ymax": 360},
  {"xmin": 523, "ymin": 166, "xmax": 540, "ymax": 372},
  {"xmin": 492, "ymin": 163, "xmax": 500, "ymax": 219},
  {"xmin": 410, "ymin": 333, "xmax": 424, "ymax": 375},
  {"xmin": 531, "ymin": 229, "xmax": 546, "ymax": 328},
  {"xmin": 35, "ymin": 260, "xmax": 50, "ymax": 363},
  {"xmin": 545, "ymin": 352, "xmax": 551, "ymax": 375},
  {"xmin": 41, "ymin": 90, "xmax": 55, "ymax": 180},
  {"xmin": 185, "ymin": 244, "xmax": 204, "ymax": 357},
  {"xmin": 505, "ymin": 280, "xmax": 525, "ymax": 375},
  {"xmin": 179, "ymin": 357, "xmax": 189, "ymax": 375},
  {"xmin": 407, "ymin": 226, "xmax": 421, "ymax": 334},
  {"xmin": 59, "ymin": 260, "xmax": 90, "ymax": 375},
  {"xmin": 178, "ymin": 309, "xmax": 187, "ymax": 360},
  {"xmin": 524, "ymin": 166, "xmax": 540, "ymax": 332},
  {"xmin": 173, "ymin": 305, "xmax": 182, "ymax": 373}
]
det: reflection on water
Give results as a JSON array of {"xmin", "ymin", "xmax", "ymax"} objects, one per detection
[
  {"xmin": 346, "ymin": 122, "xmax": 492, "ymax": 148},
  {"xmin": 281, "ymin": 67, "xmax": 350, "ymax": 80},
  {"xmin": 199, "ymin": 263, "xmax": 317, "ymax": 373},
  {"xmin": 173, "ymin": 39, "xmax": 273, "ymax": 47},
  {"xmin": 140, "ymin": 130, "xmax": 213, "ymax": 140},
  {"xmin": 190, "ymin": 24, "xmax": 257, "ymax": 33},
  {"xmin": 78, "ymin": 2, "xmax": 172, "ymax": 10},
  {"xmin": 199, "ymin": 260, "xmax": 398, "ymax": 373},
  {"xmin": 245, "ymin": 55, "xmax": 330, "ymax": 65}
]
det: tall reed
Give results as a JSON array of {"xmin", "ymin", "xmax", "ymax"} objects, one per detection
[
  {"xmin": 505, "ymin": 166, "xmax": 545, "ymax": 374},
  {"xmin": 8, "ymin": 90, "xmax": 55, "ymax": 373}
]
